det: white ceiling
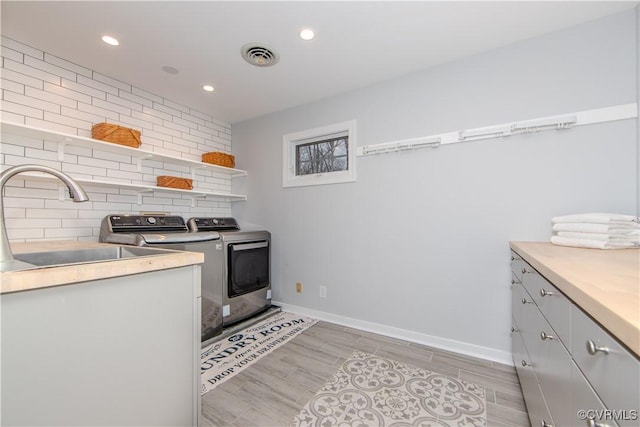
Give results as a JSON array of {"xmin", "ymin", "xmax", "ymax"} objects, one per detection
[{"xmin": 1, "ymin": 1, "xmax": 637, "ymax": 124}]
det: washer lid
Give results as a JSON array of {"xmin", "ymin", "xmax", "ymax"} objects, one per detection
[{"xmin": 140, "ymin": 231, "xmax": 220, "ymax": 244}]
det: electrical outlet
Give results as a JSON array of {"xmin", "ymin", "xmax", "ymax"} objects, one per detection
[
  {"xmin": 296, "ymin": 282, "xmax": 303, "ymax": 293},
  {"xmin": 319, "ymin": 286, "xmax": 327, "ymax": 298}
]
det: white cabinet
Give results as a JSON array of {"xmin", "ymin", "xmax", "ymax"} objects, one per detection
[
  {"xmin": 511, "ymin": 250, "xmax": 639, "ymax": 427},
  {"xmin": 1, "ymin": 265, "xmax": 202, "ymax": 426},
  {"xmin": 0, "ymin": 121, "xmax": 247, "ymax": 202},
  {"xmin": 512, "ymin": 283, "xmax": 555, "ymax": 426},
  {"xmin": 571, "ymin": 307, "xmax": 640, "ymax": 426}
]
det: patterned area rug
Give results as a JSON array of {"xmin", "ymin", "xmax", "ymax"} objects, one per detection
[
  {"xmin": 201, "ymin": 311, "xmax": 317, "ymax": 395},
  {"xmin": 291, "ymin": 350, "xmax": 487, "ymax": 427}
]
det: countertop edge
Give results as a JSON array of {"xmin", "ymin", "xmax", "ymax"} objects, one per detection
[{"xmin": 1, "ymin": 241, "xmax": 204, "ymax": 294}]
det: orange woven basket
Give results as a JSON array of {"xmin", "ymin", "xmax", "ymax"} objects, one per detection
[
  {"xmin": 156, "ymin": 176, "xmax": 193, "ymax": 190},
  {"xmin": 92, "ymin": 123, "xmax": 141, "ymax": 148},
  {"xmin": 202, "ymin": 152, "xmax": 235, "ymax": 168}
]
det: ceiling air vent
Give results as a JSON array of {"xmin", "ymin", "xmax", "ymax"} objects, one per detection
[{"xmin": 241, "ymin": 43, "xmax": 280, "ymax": 67}]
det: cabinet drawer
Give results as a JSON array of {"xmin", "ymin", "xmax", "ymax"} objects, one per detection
[
  {"xmin": 513, "ymin": 326, "xmax": 554, "ymax": 427},
  {"xmin": 571, "ymin": 306, "xmax": 640, "ymax": 424},
  {"xmin": 511, "ymin": 271, "xmax": 521, "ymax": 288},
  {"xmin": 510, "ymin": 250, "xmax": 523, "ymax": 282},
  {"xmin": 570, "ymin": 363, "xmax": 619, "ymax": 427},
  {"xmin": 512, "ymin": 282, "xmax": 532, "ymax": 331},
  {"xmin": 523, "ymin": 303, "xmax": 573, "ymax": 427},
  {"xmin": 521, "ymin": 262, "xmax": 571, "ymax": 345}
]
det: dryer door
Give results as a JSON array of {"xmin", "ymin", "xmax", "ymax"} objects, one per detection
[{"xmin": 227, "ymin": 240, "xmax": 269, "ymax": 297}]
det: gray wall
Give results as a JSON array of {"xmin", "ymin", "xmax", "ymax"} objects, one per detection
[{"xmin": 232, "ymin": 9, "xmax": 638, "ymax": 361}]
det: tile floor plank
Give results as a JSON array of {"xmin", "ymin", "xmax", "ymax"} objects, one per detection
[
  {"xmin": 487, "ymin": 402, "xmax": 531, "ymax": 426},
  {"xmin": 459, "ymin": 369, "xmax": 525, "ymax": 396},
  {"xmin": 432, "ymin": 353, "xmax": 520, "ymax": 384},
  {"xmin": 201, "ymin": 320, "xmax": 530, "ymax": 427},
  {"xmin": 495, "ymin": 389, "xmax": 528, "ymax": 413}
]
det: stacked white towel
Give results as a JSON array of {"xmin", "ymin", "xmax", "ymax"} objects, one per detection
[{"xmin": 550, "ymin": 213, "xmax": 640, "ymax": 249}]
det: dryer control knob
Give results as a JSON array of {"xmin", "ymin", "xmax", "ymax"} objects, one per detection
[{"xmin": 147, "ymin": 217, "xmax": 156, "ymax": 225}]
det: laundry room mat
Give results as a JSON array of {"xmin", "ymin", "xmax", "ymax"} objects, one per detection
[
  {"xmin": 201, "ymin": 311, "xmax": 318, "ymax": 395},
  {"xmin": 290, "ymin": 350, "xmax": 487, "ymax": 427}
]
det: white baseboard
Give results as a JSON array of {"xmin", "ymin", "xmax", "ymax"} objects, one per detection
[{"xmin": 273, "ymin": 301, "xmax": 514, "ymax": 366}]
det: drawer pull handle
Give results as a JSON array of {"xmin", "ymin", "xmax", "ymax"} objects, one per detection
[
  {"xmin": 586, "ymin": 340, "xmax": 609, "ymax": 355},
  {"xmin": 521, "ymin": 360, "xmax": 532, "ymax": 367},
  {"xmin": 522, "ymin": 267, "xmax": 531, "ymax": 274},
  {"xmin": 541, "ymin": 419, "xmax": 553, "ymax": 427},
  {"xmin": 540, "ymin": 331, "xmax": 555, "ymax": 340},
  {"xmin": 586, "ymin": 418, "xmax": 612, "ymax": 427},
  {"xmin": 511, "ymin": 326, "xmax": 519, "ymax": 333},
  {"xmin": 521, "ymin": 298, "xmax": 534, "ymax": 305},
  {"xmin": 511, "ymin": 279, "xmax": 516, "ymax": 285},
  {"xmin": 511, "ymin": 255, "xmax": 515, "ymax": 261},
  {"xmin": 540, "ymin": 288, "xmax": 554, "ymax": 297}
]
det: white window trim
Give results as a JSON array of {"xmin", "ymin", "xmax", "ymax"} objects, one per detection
[{"xmin": 282, "ymin": 120, "xmax": 357, "ymax": 188}]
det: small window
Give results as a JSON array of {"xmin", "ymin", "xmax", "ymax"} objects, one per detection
[
  {"xmin": 295, "ymin": 135, "xmax": 348, "ymax": 175},
  {"xmin": 283, "ymin": 120, "xmax": 356, "ymax": 188}
]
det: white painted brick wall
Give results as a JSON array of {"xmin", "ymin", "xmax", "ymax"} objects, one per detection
[{"xmin": 1, "ymin": 36, "xmax": 235, "ymax": 243}]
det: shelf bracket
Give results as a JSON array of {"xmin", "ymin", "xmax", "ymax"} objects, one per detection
[
  {"xmin": 189, "ymin": 193, "xmax": 207, "ymax": 208},
  {"xmin": 57, "ymin": 137, "xmax": 74, "ymax": 161},
  {"xmin": 190, "ymin": 166, "xmax": 207, "ymax": 181},
  {"xmin": 135, "ymin": 188, "xmax": 154, "ymax": 205},
  {"xmin": 58, "ymin": 185, "xmax": 68, "ymax": 201},
  {"xmin": 136, "ymin": 155, "xmax": 154, "ymax": 172}
]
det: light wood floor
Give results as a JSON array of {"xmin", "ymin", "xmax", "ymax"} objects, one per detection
[{"xmin": 201, "ymin": 320, "xmax": 530, "ymax": 427}]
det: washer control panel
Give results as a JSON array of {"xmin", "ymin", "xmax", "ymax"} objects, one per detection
[
  {"xmin": 108, "ymin": 215, "xmax": 188, "ymax": 231},
  {"xmin": 187, "ymin": 217, "xmax": 239, "ymax": 231}
]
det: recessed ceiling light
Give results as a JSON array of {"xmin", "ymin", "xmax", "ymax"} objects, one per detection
[
  {"xmin": 299, "ymin": 29, "xmax": 315, "ymax": 41},
  {"xmin": 203, "ymin": 85, "xmax": 214, "ymax": 92},
  {"xmin": 101, "ymin": 35, "xmax": 120, "ymax": 46}
]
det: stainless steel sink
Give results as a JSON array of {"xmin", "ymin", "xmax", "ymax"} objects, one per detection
[{"xmin": 10, "ymin": 246, "xmax": 178, "ymax": 271}]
